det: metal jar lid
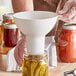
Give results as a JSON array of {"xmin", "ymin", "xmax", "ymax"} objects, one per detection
[
  {"xmin": 4, "ymin": 23, "xmax": 17, "ymax": 29},
  {"xmin": 62, "ymin": 23, "xmax": 76, "ymax": 30},
  {"xmin": 3, "ymin": 13, "xmax": 14, "ymax": 20}
]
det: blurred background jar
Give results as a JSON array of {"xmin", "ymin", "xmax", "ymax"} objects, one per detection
[
  {"xmin": 57, "ymin": 23, "xmax": 76, "ymax": 62},
  {"xmin": 4, "ymin": 23, "xmax": 18, "ymax": 47},
  {"xmin": 0, "ymin": 21, "xmax": 3, "ymax": 45},
  {"xmin": 3, "ymin": 13, "xmax": 21, "ymax": 41},
  {"xmin": 2, "ymin": 13, "xmax": 19, "ymax": 47}
]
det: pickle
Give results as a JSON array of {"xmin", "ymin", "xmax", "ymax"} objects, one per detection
[
  {"xmin": 22, "ymin": 59, "xmax": 31, "ymax": 76},
  {"xmin": 31, "ymin": 61, "xmax": 38, "ymax": 76},
  {"xmin": 22, "ymin": 55, "xmax": 48, "ymax": 76},
  {"xmin": 43, "ymin": 69, "xmax": 48, "ymax": 76},
  {"xmin": 34, "ymin": 63, "xmax": 47, "ymax": 76},
  {"xmin": 34, "ymin": 63, "xmax": 42, "ymax": 76},
  {"xmin": 26, "ymin": 60, "xmax": 31, "ymax": 76},
  {"xmin": 39, "ymin": 64, "xmax": 46, "ymax": 76},
  {"xmin": 22, "ymin": 67, "xmax": 28, "ymax": 76}
]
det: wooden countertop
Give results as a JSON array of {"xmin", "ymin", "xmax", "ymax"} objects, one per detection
[
  {"xmin": 0, "ymin": 62, "xmax": 76, "ymax": 76},
  {"xmin": 0, "ymin": 71, "xmax": 21, "ymax": 76},
  {"xmin": 0, "ymin": 45, "xmax": 12, "ymax": 55},
  {"xmin": 0, "ymin": 46, "xmax": 76, "ymax": 76},
  {"xmin": 50, "ymin": 62, "xmax": 76, "ymax": 76}
]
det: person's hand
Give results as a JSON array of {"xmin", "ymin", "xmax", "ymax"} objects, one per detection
[
  {"xmin": 58, "ymin": 0, "xmax": 76, "ymax": 23},
  {"xmin": 14, "ymin": 36, "xmax": 26, "ymax": 66}
]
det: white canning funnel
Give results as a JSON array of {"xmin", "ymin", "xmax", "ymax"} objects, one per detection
[{"xmin": 13, "ymin": 11, "xmax": 58, "ymax": 55}]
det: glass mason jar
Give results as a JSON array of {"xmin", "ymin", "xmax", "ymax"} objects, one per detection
[
  {"xmin": 2, "ymin": 13, "xmax": 14, "ymax": 24},
  {"xmin": 57, "ymin": 23, "xmax": 76, "ymax": 62},
  {"xmin": 3, "ymin": 23, "xmax": 18, "ymax": 47},
  {"xmin": 0, "ymin": 21, "xmax": 3, "ymax": 45},
  {"xmin": 22, "ymin": 53, "xmax": 48, "ymax": 76},
  {"xmin": 2, "ymin": 13, "xmax": 20, "ymax": 47}
]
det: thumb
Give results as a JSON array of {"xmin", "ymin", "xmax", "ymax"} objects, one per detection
[{"xmin": 58, "ymin": 1, "xmax": 73, "ymax": 15}]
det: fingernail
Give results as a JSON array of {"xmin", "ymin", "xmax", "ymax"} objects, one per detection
[{"xmin": 58, "ymin": 11, "xmax": 63, "ymax": 15}]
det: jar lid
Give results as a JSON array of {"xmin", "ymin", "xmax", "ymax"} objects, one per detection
[
  {"xmin": 4, "ymin": 23, "xmax": 17, "ymax": 29},
  {"xmin": 62, "ymin": 23, "xmax": 76, "ymax": 30},
  {"xmin": 3, "ymin": 13, "xmax": 14, "ymax": 20}
]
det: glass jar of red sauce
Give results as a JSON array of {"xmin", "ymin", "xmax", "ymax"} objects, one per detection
[
  {"xmin": 4, "ymin": 23, "xmax": 18, "ymax": 47},
  {"xmin": 57, "ymin": 24, "xmax": 76, "ymax": 62},
  {"xmin": 2, "ymin": 13, "xmax": 15, "ymax": 46},
  {"xmin": 2, "ymin": 13, "xmax": 19, "ymax": 47}
]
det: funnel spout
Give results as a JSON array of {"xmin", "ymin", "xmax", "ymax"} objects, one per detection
[{"xmin": 26, "ymin": 36, "xmax": 45, "ymax": 55}]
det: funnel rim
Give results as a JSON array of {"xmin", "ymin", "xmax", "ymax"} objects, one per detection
[{"xmin": 13, "ymin": 11, "xmax": 58, "ymax": 21}]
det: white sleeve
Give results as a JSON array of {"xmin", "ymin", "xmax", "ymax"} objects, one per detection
[
  {"xmin": 45, "ymin": 36, "xmax": 57, "ymax": 67},
  {"xmin": 7, "ymin": 47, "xmax": 21, "ymax": 71}
]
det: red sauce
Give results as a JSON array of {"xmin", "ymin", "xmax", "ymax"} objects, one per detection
[
  {"xmin": 4, "ymin": 28, "xmax": 18, "ymax": 47},
  {"xmin": 57, "ymin": 25, "xmax": 76, "ymax": 62}
]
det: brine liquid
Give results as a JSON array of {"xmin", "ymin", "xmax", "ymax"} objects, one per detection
[
  {"xmin": 22, "ymin": 55, "xmax": 48, "ymax": 76},
  {"xmin": 4, "ymin": 28, "xmax": 18, "ymax": 47}
]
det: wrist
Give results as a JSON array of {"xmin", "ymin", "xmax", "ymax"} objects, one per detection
[{"xmin": 12, "ymin": 0, "xmax": 34, "ymax": 13}]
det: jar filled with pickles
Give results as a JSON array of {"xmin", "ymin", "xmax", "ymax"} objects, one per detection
[{"xmin": 22, "ymin": 52, "xmax": 48, "ymax": 76}]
